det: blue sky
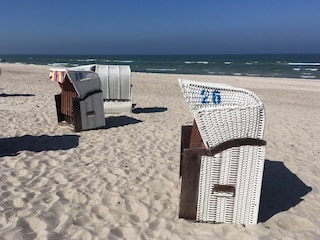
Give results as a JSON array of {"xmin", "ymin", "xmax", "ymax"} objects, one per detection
[{"xmin": 1, "ymin": 0, "xmax": 319, "ymax": 55}]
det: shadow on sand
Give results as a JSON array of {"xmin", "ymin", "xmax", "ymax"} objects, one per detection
[
  {"xmin": 132, "ymin": 107, "xmax": 167, "ymax": 114},
  {"xmin": 0, "ymin": 134, "xmax": 80, "ymax": 157},
  {"xmin": 0, "ymin": 93, "xmax": 35, "ymax": 97},
  {"xmin": 105, "ymin": 116, "xmax": 142, "ymax": 129},
  {"xmin": 258, "ymin": 159, "xmax": 312, "ymax": 222}
]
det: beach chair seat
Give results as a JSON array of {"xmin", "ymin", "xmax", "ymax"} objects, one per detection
[{"xmin": 178, "ymin": 79, "xmax": 266, "ymax": 224}]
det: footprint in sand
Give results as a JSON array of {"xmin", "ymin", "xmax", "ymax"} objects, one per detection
[
  {"xmin": 102, "ymin": 193, "xmax": 120, "ymax": 206},
  {"xmin": 24, "ymin": 217, "xmax": 48, "ymax": 239},
  {"xmin": 57, "ymin": 189, "xmax": 88, "ymax": 204},
  {"xmin": 12, "ymin": 168, "xmax": 33, "ymax": 179},
  {"xmin": 29, "ymin": 176, "xmax": 50, "ymax": 189},
  {"xmin": 52, "ymin": 172, "xmax": 68, "ymax": 185},
  {"xmin": 125, "ymin": 200, "xmax": 149, "ymax": 222},
  {"xmin": 66, "ymin": 226, "xmax": 92, "ymax": 240},
  {"xmin": 13, "ymin": 197, "xmax": 25, "ymax": 208},
  {"xmin": 91, "ymin": 204, "xmax": 110, "ymax": 220},
  {"xmin": 149, "ymin": 218, "xmax": 166, "ymax": 231},
  {"xmin": 109, "ymin": 227, "xmax": 138, "ymax": 239},
  {"xmin": 275, "ymin": 213, "xmax": 315, "ymax": 231}
]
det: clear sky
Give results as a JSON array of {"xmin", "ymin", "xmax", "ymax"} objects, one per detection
[{"xmin": 1, "ymin": 0, "xmax": 319, "ymax": 55}]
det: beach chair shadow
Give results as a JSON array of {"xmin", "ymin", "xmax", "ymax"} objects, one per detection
[
  {"xmin": 0, "ymin": 93, "xmax": 35, "ymax": 97},
  {"xmin": 132, "ymin": 107, "xmax": 167, "ymax": 114},
  {"xmin": 0, "ymin": 134, "xmax": 80, "ymax": 157},
  {"xmin": 258, "ymin": 159, "xmax": 312, "ymax": 222},
  {"xmin": 104, "ymin": 116, "xmax": 142, "ymax": 129}
]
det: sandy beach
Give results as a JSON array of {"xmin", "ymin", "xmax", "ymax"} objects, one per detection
[{"xmin": 0, "ymin": 63, "xmax": 320, "ymax": 239}]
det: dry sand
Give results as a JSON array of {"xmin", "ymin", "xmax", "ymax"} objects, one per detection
[{"xmin": 0, "ymin": 63, "xmax": 319, "ymax": 239}]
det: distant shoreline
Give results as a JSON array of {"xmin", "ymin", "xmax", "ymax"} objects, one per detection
[{"xmin": 1, "ymin": 54, "xmax": 320, "ymax": 80}]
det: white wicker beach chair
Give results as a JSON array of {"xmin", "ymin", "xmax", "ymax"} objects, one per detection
[{"xmin": 179, "ymin": 79, "xmax": 266, "ymax": 224}]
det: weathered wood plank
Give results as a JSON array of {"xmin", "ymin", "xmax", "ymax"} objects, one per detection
[
  {"xmin": 179, "ymin": 148, "xmax": 202, "ymax": 220},
  {"xmin": 180, "ymin": 125, "xmax": 193, "ymax": 177}
]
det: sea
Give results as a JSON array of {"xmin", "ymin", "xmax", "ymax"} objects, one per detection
[{"xmin": 1, "ymin": 54, "xmax": 320, "ymax": 80}]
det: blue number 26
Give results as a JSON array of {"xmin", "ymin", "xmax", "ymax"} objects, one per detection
[{"xmin": 201, "ymin": 89, "xmax": 221, "ymax": 104}]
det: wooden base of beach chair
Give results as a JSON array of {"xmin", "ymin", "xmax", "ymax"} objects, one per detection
[
  {"xmin": 179, "ymin": 121, "xmax": 205, "ymax": 220},
  {"xmin": 55, "ymin": 94, "xmax": 81, "ymax": 132},
  {"xmin": 55, "ymin": 91, "xmax": 105, "ymax": 132}
]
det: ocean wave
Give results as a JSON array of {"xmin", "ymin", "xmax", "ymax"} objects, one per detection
[
  {"xmin": 301, "ymin": 75, "xmax": 316, "ymax": 79},
  {"xmin": 245, "ymin": 61, "xmax": 258, "ymax": 65},
  {"xmin": 49, "ymin": 62, "xmax": 69, "ymax": 66},
  {"xmin": 245, "ymin": 73, "xmax": 260, "ymax": 77},
  {"xmin": 305, "ymin": 68, "xmax": 318, "ymax": 71},
  {"xmin": 184, "ymin": 61, "xmax": 208, "ymax": 64},
  {"xmin": 293, "ymin": 67, "xmax": 301, "ymax": 71},
  {"xmin": 288, "ymin": 62, "xmax": 320, "ymax": 66},
  {"xmin": 233, "ymin": 73, "xmax": 242, "ymax": 76},
  {"xmin": 76, "ymin": 59, "xmax": 96, "ymax": 62},
  {"xmin": 146, "ymin": 68, "xmax": 176, "ymax": 72},
  {"xmin": 113, "ymin": 60, "xmax": 133, "ymax": 63},
  {"xmin": 224, "ymin": 61, "xmax": 232, "ymax": 64}
]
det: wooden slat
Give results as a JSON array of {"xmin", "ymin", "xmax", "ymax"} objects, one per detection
[
  {"xmin": 210, "ymin": 138, "xmax": 267, "ymax": 156},
  {"xmin": 180, "ymin": 125, "xmax": 193, "ymax": 177},
  {"xmin": 189, "ymin": 120, "xmax": 205, "ymax": 149},
  {"xmin": 60, "ymin": 77, "xmax": 77, "ymax": 117},
  {"xmin": 179, "ymin": 148, "xmax": 202, "ymax": 220},
  {"xmin": 72, "ymin": 98, "xmax": 82, "ymax": 132},
  {"xmin": 54, "ymin": 94, "xmax": 64, "ymax": 122}
]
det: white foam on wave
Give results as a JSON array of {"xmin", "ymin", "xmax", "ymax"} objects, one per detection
[
  {"xmin": 288, "ymin": 62, "xmax": 320, "ymax": 66},
  {"xmin": 184, "ymin": 61, "xmax": 209, "ymax": 64},
  {"xmin": 224, "ymin": 61, "xmax": 232, "ymax": 65},
  {"xmin": 233, "ymin": 73, "xmax": 242, "ymax": 76},
  {"xmin": 293, "ymin": 67, "xmax": 301, "ymax": 71},
  {"xmin": 146, "ymin": 68, "xmax": 176, "ymax": 72},
  {"xmin": 301, "ymin": 75, "xmax": 316, "ymax": 79},
  {"xmin": 246, "ymin": 73, "xmax": 260, "ymax": 77},
  {"xmin": 49, "ymin": 62, "xmax": 69, "ymax": 66},
  {"xmin": 113, "ymin": 60, "xmax": 133, "ymax": 63},
  {"xmin": 305, "ymin": 68, "xmax": 318, "ymax": 71},
  {"xmin": 76, "ymin": 59, "xmax": 96, "ymax": 62}
]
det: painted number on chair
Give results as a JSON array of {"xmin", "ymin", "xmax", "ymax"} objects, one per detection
[
  {"xmin": 201, "ymin": 89, "xmax": 221, "ymax": 104},
  {"xmin": 74, "ymin": 72, "xmax": 83, "ymax": 80}
]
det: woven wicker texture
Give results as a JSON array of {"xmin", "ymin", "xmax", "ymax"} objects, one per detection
[
  {"xmin": 178, "ymin": 79, "xmax": 265, "ymax": 148},
  {"xmin": 197, "ymin": 145, "xmax": 265, "ymax": 224}
]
